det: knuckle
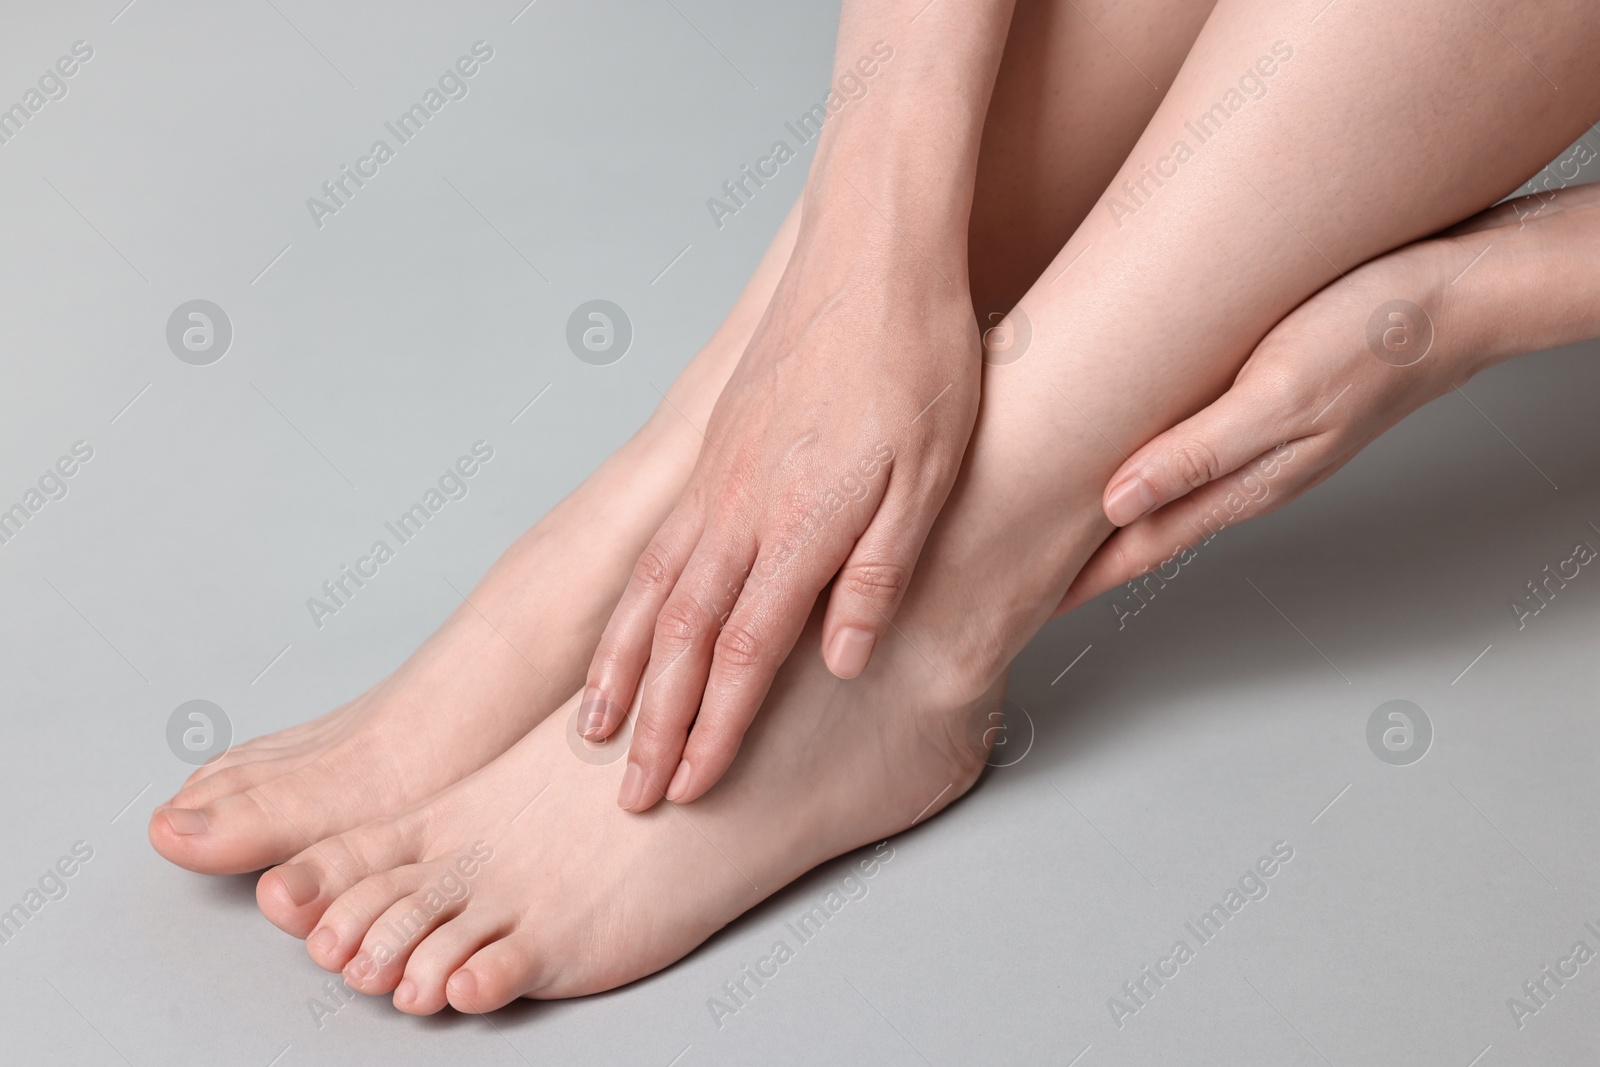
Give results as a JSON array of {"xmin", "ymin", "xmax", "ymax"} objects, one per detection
[
  {"xmin": 631, "ymin": 713, "xmax": 679, "ymax": 755},
  {"xmin": 840, "ymin": 560, "xmax": 908, "ymax": 604},
  {"xmin": 1167, "ymin": 442, "xmax": 1222, "ymax": 492},
  {"xmin": 1251, "ymin": 362, "xmax": 1311, "ymax": 419},
  {"xmin": 654, "ymin": 600, "xmax": 707, "ymax": 647},
  {"xmin": 632, "ymin": 544, "xmax": 677, "ymax": 593},
  {"xmin": 713, "ymin": 622, "xmax": 764, "ymax": 670}
]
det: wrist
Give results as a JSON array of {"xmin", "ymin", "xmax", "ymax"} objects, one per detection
[
  {"xmin": 1435, "ymin": 203, "xmax": 1600, "ymax": 377},
  {"xmin": 794, "ymin": 170, "xmax": 973, "ymax": 290}
]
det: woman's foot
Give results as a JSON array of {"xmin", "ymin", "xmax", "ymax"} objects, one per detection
[
  {"xmin": 147, "ymin": 419, "xmax": 697, "ymax": 876},
  {"xmin": 148, "ymin": 208, "xmax": 806, "ymax": 877},
  {"xmin": 255, "ymin": 606, "xmax": 998, "ymax": 1011}
]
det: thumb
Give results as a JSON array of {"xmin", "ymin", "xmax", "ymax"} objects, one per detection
[{"xmin": 1102, "ymin": 389, "xmax": 1285, "ymax": 526}]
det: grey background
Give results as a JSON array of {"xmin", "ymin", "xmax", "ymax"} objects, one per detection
[{"xmin": 1, "ymin": 1, "xmax": 1597, "ymax": 1064}]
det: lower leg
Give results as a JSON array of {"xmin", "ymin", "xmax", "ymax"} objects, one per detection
[{"xmin": 908, "ymin": 0, "xmax": 1600, "ymax": 688}]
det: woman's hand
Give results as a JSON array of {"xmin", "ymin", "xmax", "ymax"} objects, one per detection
[
  {"xmin": 584, "ymin": 0, "xmax": 1020, "ymax": 811},
  {"xmin": 589, "ymin": 206, "xmax": 981, "ymax": 807},
  {"xmin": 1058, "ymin": 182, "xmax": 1600, "ymax": 615}
]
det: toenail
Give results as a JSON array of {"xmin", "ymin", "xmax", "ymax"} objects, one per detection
[
  {"xmin": 275, "ymin": 864, "xmax": 320, "ymax": 907},
  {"xmin": 395, "ymin": 979, "xmax": 417, "ymax": 1007},
  {"xmin": 448, "ymin": 969, "xmax": 478, "ymax": 1001},
  {"xmin": 617, "ymin": 761, "xmax": 645, "ymax": 810},
  {"xmin": 309, "ymin": 928, "xmax": 337, "ymax": 957},
  {"xmin": 162, "ymin": 808, "xmax": 208, "ymax": 836},
  {"xmin": 347, "ymin": 953, "xmax": 377, "ymax": 981},
  {"xmin": 666, "ymin": 759, "xmax": 692, "ymax": 803}
]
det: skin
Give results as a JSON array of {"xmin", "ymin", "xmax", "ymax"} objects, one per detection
[
  {"xmin": 148, "ymin": 0, "xmax": 1218, "ymax": 875},
  {"xmin": 242, "ymin": 0, "xmax": 1600, "ymax": 1014},
  {"xmin": 585, "ymin": 0, "xmax": 1022, "ymax": 812},
  {"xmin": 1060, "ymin": 181, "xmax": 1600, "ymax": 612}
]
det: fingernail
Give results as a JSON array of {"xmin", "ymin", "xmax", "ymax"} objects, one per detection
[
  {"xmin": 275, "ymin": 863, "xmax": 320, "ymax": 907},
  {"xmin": 579, "ymin": 687, "xmax": 609, "ymax": 739},
  {"xmin": 308, "ymin": 928, "xmax": 337, "ymax": 957},
  {"xmin": 1104, "ymin": 476, "xmax": 1159, "ymax": 526},
  {"xmin": 448, "ymin": 969, "xmax": 478, "ymax": 1002},
  {"xmin": 162, "ymin": 807, "xmax": 208, "ymax": 836},
  {"xmin": 617, "ymin": 761, "xmax": 645, "ymax": 810},
  {"xmin": 827, "ymin": 626, "xmax": 876, "ymax": 679},
  {"xmin": 395, "ymin": 978, "xmax": 417, "ymax": 1008},
  {"xmin": 666, "ymin": 759, "xmax": 693, "ymax": 803},
  {"xmin": 347, "ymin": 953, "xmax": 376, "ymax": 982}
]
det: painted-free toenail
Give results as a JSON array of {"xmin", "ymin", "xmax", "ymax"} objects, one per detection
[
  {"xmin": 309, "ymin": 928, "xmax": 337, "ymax": 957},
  {"xmin": 579, "ymin": 687, "xmax": 610, "ymax": 739},
  {"xmin": 827, "ymin": 627, "xmax": 876, "ymax": 679},
  {"xmin": 619, "ymin": 761, "xmax": 648, "ymax": 810},
  {"xmin": 275, "ymin": 864, "xmax": 320, "ymax": 907},
  {"xmin": 448, "ymin": 969, "xmax": 478, "ymax": 1001},
  {"xmin": 1104, "ymin": 476, "xmax": 1160, "ymax": 526},
  {"xmin": 162, "ymin": 808, "xmax": 208, "ymax": 836},
  {"xmin": 666, "ymin": 759, "xmax": 692, "ymax": 802},
  {"xmin": 394, "ymin": 979, "xmax": 417, "ymax": 1007},
  {"xmin": 347, "ymin": 953, "xmax": 377, "ymax": 981}
]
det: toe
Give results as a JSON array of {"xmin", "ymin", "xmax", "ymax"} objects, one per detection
[
  {"xmin": 150, "ymin": 786, "xmax": 317, "ymax": 876},
  {"xmin": 259, "ymin": 816, "xmax": 422, "ymax": 937},
  {"xmin": 448, "ymin": 932, "xmax": 546, "ymax": 1013},
  {"xmin": 153, "ymin": 755, "xmax": 392, "ymax": 876},
  {"xmin": 342, "ymin": 874, "xmax": 472, "ymax": 995},
  {"xmin": 395, "ymin": 916, "xmax": 504, "ymax": 1015},
  {"xmin": 168, "ymin": 759, "xmax": 292, "ymax": 812}
]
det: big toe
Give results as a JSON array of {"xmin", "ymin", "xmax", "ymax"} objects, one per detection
[
  {"xmin": 257, "ymin": 814, "xmax": 422, "ymax": 938},
  {"xmin": 149, "ymin": 761, "xmax": 353, "ymax": 875}
]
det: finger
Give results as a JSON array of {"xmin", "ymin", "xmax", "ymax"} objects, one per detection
[
  {"xmin": 619, "ymin": 531, "xmax": 758, "ymax": 813},
  {"xmin": 581, "ymin": 508, "xmax": 704, "ymax": 742},
  {"xmin": 1058, "ymin": 435, "xmax": 1328, "ymax": 615},
  {"xmin": 669, "ymin": 539, "xmax": 843, "ymax": 804},
  {"xmin": 819, "ymin": 488, "xmax": 938, "ymax": 680},
  {"xmin": 1102, "ymin": 387, "xmax": 1294, "ymax": 527}
]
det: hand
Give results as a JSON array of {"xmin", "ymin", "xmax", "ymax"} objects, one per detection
[
  {"xmin": 586, "ymin": 196, "xmax": 982, "ymax": 810},
  {"xmin": 1057, "ymin": 219, "xmax": 1502, "ymax": 615}
]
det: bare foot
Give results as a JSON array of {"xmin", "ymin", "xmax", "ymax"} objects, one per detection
[
  {"xmin": 255, "ymin": 607, "xmax": 998, "ymax": 1012},
  {"xmin": 147, "ymin": 206, "xmax": 804, "ymax": 876}
]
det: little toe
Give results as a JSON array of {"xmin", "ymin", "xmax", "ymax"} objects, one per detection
[{"xmin": 447, "ymin": 932, "xmax": 546, "ymax": 1014}]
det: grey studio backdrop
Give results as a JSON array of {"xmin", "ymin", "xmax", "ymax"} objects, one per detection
[{"xmin": 1, "ymin": 2, "xmax": 1597, "ymax": 1065}]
